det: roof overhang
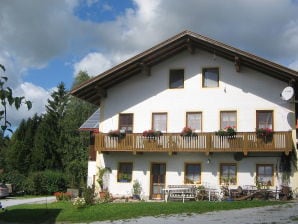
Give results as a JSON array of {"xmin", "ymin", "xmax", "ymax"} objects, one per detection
[{"xmin": 71, "ymin": 30, "xmax": 298, "ymax": 105}]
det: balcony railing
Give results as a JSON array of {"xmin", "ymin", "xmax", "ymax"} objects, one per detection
[{"xmin": 94, "ymin": 131, "xmax": 293, "ymax": 155}]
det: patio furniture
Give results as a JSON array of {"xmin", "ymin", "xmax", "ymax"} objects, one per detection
[{"xmin": 163, "ymin": 185, "xmax": 197, "ymax": 202}]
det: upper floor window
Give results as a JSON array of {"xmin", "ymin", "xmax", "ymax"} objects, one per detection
[
  {"xmin": 169, "ymin": 69, "xmax": 184, "ymax": 89},
  {"xmin": 119, "ymin": 113, "xmax": 133, "ymax": 133},
  {"xmin": 220, "ymin": 163, "xmax": 237, "ymax": 185},
  {"xmin": 256, "ymin": 110, "xmax": 273, "ymax": 130},
  {"xmin": 185, "ymin": 163, "xmax": 201, "ymax": 184},
  {"xmin": 220, "ymin": 111, "xmax": 237, "ymax": 129},
  {"xmin": 152, "ymin": 113, "xmax": 167, "ymax": 132},
  {"xmin": 186, "ymin": 112, "xmax": 202, "ymax": 132},
  {"xmin": 256, "ymin": 164, "xmax": 273, "ymax": 186},
  {"xmin": 202, "ymin": 67, "xmax": 219, "ymax": 88}
]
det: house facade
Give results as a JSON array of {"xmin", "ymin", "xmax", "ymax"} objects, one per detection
[{"xmin": 72, "ymin": 31, "xmax": 298, "ymax": 200}]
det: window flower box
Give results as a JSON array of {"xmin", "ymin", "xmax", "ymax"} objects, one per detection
[
  {"xmin": 142, "ymin": 129, "xmax": 162, "ymax": 139},
  {"xmin": 256, "ymin": 128, "xmax": 273, "ymax": 143},
  {"xmin": 215, "ymin": 126, "xmax": 236, "ymax": 138},
  {"xmin": 180, "ymin": 127, "xmax": 197, "ymax": 137},
  {"xmin": 108, "ymin": 129, "xmax": 126, "ymax": 139}
]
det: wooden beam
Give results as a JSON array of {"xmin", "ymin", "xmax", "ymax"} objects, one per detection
[
  {"xmin": 186, "ymin": 38, "xmax": 196, "ymax": 54},
  {"xmin": 234, "ymin": 56, "xmax": 241, "ymax": 72},
  {"xmin": 95, "ymin": 86, "xmax": 107, "ymax": 98},
  {"xmin": 139, "ymin": 63, "xmax": 151, "ymax": 76}
]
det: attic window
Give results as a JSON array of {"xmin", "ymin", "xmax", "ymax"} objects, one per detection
[
  {"xmin": 169, "ymin": 69, "xmax": 184, "ymax": 89},
  {"xmin": 202, "ymin": 67, "xmax": 219, "ymax": 88}
]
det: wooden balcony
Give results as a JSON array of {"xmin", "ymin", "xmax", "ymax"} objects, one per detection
[{"xmin": 94, "ymin": 131, "xmax": 293, "ymax": 155}]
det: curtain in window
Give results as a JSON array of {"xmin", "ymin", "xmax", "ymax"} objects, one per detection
[
  {"xmin": 119, "ymin": 114, "xmax": 133, "ymax": 133},
  {"xmin": 187, "ymin": 113, "xmax": 202, "ymax": 131},
  {"xmin": 257, "ymin": 165, "xmax": 273, "ymax": 185},
  {"xmin": 221, "ymin": 111, "xmax": 236, "ymax": 129},
  {"xmin": 257, "ymin": 111, "xmax": 273, "ymax": 129},
  {"xmin": 152, "ymin": 113, "xmax": 167, "ymax": 132},
  {"xmin": 185, "ymin": 164, "xmax": 201, "ymax": 184}
]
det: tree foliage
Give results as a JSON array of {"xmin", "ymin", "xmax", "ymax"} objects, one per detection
[
  {"xmin": 0, "ymin": 64, "xmax": 32, "ymax": 138},
  {"xmin": 1, "ymin": 70, "xmax": 97, "ymax": 193}
]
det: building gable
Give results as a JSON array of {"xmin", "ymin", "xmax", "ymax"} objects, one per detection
[{"xmin": 71, "ymin": 30, "xmax": 298, "ymax": 105}]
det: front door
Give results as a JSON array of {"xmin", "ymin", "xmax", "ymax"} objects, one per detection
[{"xmin": 150, "ymin": 163, "xmax": 166, "ymax": 200}]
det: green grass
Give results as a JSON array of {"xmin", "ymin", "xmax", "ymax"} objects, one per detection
[{"xmin": 0, "ymin": 200, "xmax": 287, "ymax": 223}]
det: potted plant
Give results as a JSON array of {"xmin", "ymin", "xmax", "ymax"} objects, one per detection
[
  {"xmin": 142, "ymin": 129, "xmax": 162, "ymax": 138},
  {"xmin": 256, "ymin": 128, "xmax": 273, "ymax": 142},
  {"xmin": 132, "ymin": 180, "xmax": 142, "ymax": 200},
  {"xmin": 97, "ymin": 167, "xmax": 111, "ymax": 198},
  {"xmin": 215, "ymin": 126, "xmax": 236, "ymax": 138},
  {"xmin": 118, "ymin": 173, "xmax": 131, "ymax": 182},
  {"xmin": 108, "ymin": 129, "xmax": 126, "ymax": 139},
  {"xmin": 180, "ymin": 127, "xmax": 197, "ymax": 137}
]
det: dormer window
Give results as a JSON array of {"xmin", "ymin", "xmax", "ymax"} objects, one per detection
[
  {"xmin": 202, "ymin": 67, "xmax": 219, "ymax": 87},
  {"xmin": 169, "ymin": 69, "xmax": 184, "ymax": 89}
]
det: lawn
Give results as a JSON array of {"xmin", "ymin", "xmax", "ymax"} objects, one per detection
[{"xmin": 0, "ymin": 200, "xmax": 286, "ymax": 223}]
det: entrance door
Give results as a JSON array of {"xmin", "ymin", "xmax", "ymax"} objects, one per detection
[{"xmin": 150, "ymin": 163, "xmax": 166, "ymax": 199}]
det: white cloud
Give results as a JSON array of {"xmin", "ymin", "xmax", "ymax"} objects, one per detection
[
  {"xmin": 71, "ymin": 0, "xmax": 298, "ymax": 75},
  {"xmin": 1, "ymin": 0, "xmax": 298, "ymax": 129},
  {"xmin": 6, "ymin": 82, "xmax": 51, "ymax": 127},
  {"xmin": 73, "ymin": 52, "xmax": 113, "ymax": 77}
]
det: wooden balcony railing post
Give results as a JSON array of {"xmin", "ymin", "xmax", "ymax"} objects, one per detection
[
  {"xmin": 243, "ymin": 133, "xmax": 248, "ymax": 156},
  {"xmin": 206, "ymin": 133, "xmax": 212, "ymax": 155}
]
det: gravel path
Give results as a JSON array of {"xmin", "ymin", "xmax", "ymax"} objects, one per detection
[
  {"xmin": 0, "ymin": 196, "xmax": 56, "ymax": 208},
  {"xmin": 90, "ymin": 201, "xmax": 298, "ymax": 224}
]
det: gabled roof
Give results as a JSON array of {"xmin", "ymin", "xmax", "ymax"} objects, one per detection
[
  {"xmin": 71, "ymin": 30, "xmax": 298, "ymax": 105},
  {"xmin": 79, "ymin": 108, "xmax": 100, "ymax": 132}
]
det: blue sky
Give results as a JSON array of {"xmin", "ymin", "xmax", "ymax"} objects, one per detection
[
  {"xmin": 24, "ymin": 0, "xmax": 135, "ymax": 90},
  {"xmin": 0, "ymin": 0, "xmax": 298, "ymax": 128}
]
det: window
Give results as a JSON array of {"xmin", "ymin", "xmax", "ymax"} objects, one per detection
[
  {"xmin": 185, "ymin": 163, "xmax": 201, "ymax": 184},
  {"xmin": 117, "ymin": 162, "xmax": 133, "ymax": 182},
  {"xmin": 256, "ymin": 164, "xmax": 273, "ymax": 186},
  {"xmin": 186, "ymin": 112, "xmax": 202, "ymax": 132},
  {"xmin": 220, "ymin": 111, "xmax": 237, "ymax": 129},
  {"xmin": 220, "ymin": 163, "xmax": 237, "ymax": 185},
  {"xmin": 256, "ymin": 110, "xmax": 273, "ymax": 129},
  {"xmin": 119, "ymin": 113, "xmax": 133, "ymax": 133},
  {"xmin": 202, "ymin": 67, "xmax": 219, "ymax": 87},
  {"xmin": 152, "ymin": 113, "xmax": 167, "ymax": 132},
  {"xmin": 169, "ymin": 69, "xmax": 184, "ymax": 89}
]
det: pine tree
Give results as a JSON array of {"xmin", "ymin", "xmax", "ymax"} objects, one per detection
[{"xmin": 33, "ymin": 83, "xmax": 69, "ymax": 171}]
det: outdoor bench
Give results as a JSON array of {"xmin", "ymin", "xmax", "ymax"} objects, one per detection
[{"xmin": 164, "ymin": 185, "xmax": 197, "ymax": 202}]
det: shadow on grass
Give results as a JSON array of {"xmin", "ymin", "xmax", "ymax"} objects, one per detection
[{"xmin": 0, "ymin": 208, "xmax": 61, "ymax": 223}]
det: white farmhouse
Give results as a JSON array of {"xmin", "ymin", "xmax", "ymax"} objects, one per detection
[{"xmin": 72, "ymin": 31, "xmax": 298, "ymax": 200}]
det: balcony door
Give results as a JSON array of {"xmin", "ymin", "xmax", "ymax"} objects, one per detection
[{"xmin": 150, "ymin": 163, "xmax": 166, "ymax": 200}]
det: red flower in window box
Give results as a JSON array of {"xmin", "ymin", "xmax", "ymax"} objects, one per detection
[
  {"xmin": 142, "ymin": 129, "xmax": 162, "ymax": 138},
  {"xmin": 256, "ymin": 128, "xmax": 273, "ymax": 142},
  {"xmin": 216, "ymin": 126, "xmax": 236, "ymax": 137},
  {"xmin": 180, "ymin": 127, "xmax": 195, "ymax": 137}
]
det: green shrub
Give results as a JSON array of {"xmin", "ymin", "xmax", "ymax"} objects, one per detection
[
  {"xmin": 83, "ymin": 186, "xmax": 95, "ymax": 205},
  {"xmin": 0, "ymin": 170, "xmax": 26, "ymax": 193},
  {"xmin": 24, "ymin": 170, "xmax": 67, "ymax": 195}
]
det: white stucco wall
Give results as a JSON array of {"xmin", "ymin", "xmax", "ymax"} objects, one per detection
[
  {"xmin": 100, "ymin": 50, "xmax": 294, "ymax": 133},
  {"xmin": 94, "ymin": 49, "xmax": 296, "ymax": 197},
  {"xmin": 87, "ymin": 161, "xmax": 97, "ymax": 187},
  {"xmin": 99, "ymin": 152, "xmax": 289, "ymax": 200}
]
